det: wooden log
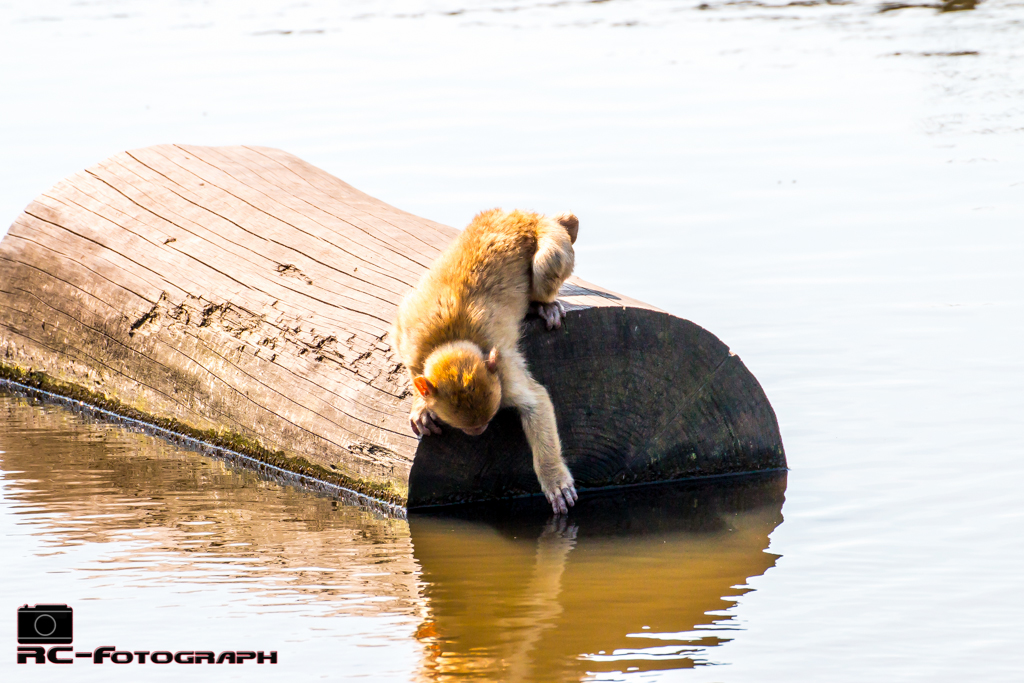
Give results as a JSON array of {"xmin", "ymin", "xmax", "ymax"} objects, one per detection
[{"xmin": 0, "ymin": 144, "xmax": 785, "ymax": 509}]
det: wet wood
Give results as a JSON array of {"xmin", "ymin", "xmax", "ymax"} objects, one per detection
[{"xmin": 0, "ymin": 144, "xmax": 785, "ymax": 508}]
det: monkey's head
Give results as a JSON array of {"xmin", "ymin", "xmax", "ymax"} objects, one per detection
[{"xmin": 415, "ymin": 342, "xmax": 501, "ymax": 436}]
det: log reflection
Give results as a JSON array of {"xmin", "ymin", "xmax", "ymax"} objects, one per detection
[
  {"xmin": 2, "ymin": 393, "xmax": 786, "ymax": 681},
  {"xmin": 0, "ymin": 394, "xmax": 420, "ymax": 617},
  {"xmin": 409, "ymin": 472, "xmax": 786, "ymax": 680}
]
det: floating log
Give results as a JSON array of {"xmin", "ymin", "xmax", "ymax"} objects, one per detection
[{"xmin": 0, "ymin": 145, "xmax": 785, "ymax": 509}]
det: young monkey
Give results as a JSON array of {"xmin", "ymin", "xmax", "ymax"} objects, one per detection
[{"xmin": 393, "ymin": 208, "xmax": 580, "ymax": 514}]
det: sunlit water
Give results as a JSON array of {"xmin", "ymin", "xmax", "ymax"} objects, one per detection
[
  {"xmin": 0, "ymin": 394, "xmax": 784, "ymax": 681},
  {"xmin": 2, "ymin": 0, "xmax": 1023, "ymax": 681}
]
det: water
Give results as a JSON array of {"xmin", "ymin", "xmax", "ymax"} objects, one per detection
[
  {"xmin": 0, "ymin": 394, "xmax": 784, "ymax": 680},
  {"xmin": 2, "ymin": 0, "xmax": 1023, "ymax": 680}
]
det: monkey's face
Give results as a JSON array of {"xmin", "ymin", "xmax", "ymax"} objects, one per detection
[
  {"xmin": 429, "ymin": 369, "xmax": 501, "ymax": 436},
  {"xmin": 416, "ymin": 344, "xmax": 502, "ymax": 436}
]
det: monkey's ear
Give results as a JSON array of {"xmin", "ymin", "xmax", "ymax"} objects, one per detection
[
  {"xmin": 555, "ymin": 212, "xmax": 579, "ymax": 244},
  {"xmin": 485, "ymin": 348, "xmax": 500, "ymax": 374},
  {"xmin": 413, "ymin": 376, "xmax": 435, "ymax": 397}
]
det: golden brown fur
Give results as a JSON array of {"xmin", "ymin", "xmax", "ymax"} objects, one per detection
[{"xmin": 393, "ymin": 208, "xmax": 579, "ymax": 513}]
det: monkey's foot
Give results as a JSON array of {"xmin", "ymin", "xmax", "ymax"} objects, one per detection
[
  {"xmin": 410, "ymin": 404, "xmax": 443, "ymax": 437},
  {"xmin": 530, "ymin": 300, "xmax": 566, "ymax": 330},
  {"xmin": 542, "ymin": 477, "xmax": 578, "ymax": 515}
]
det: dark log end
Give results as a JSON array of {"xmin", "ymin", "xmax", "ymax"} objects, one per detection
[{"xmin": 407, "ymin": 306, "xmax": 786, "ymax": 509}]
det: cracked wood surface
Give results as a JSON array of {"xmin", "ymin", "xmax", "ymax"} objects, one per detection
[{"xmin": 0, "ymin": 144, "xmax": 785, "ymax": 508}]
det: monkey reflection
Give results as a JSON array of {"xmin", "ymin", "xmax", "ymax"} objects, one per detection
[
  {"xmin": 413, "ymin": 516, "xmax": 579, "ymax": 683},
  {"xmin": 504, "ymin": 517, "xmax": 578, "ymax": 683},
  {"xmin": 409, "ymin": 473, "xmax": 787, "ymax": 680}
]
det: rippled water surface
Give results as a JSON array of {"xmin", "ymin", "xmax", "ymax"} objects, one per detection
[
  {"xmin": 2, "ymin": 0, "xmax": 1024, "ymax": 681},
  {"xmin": 0, "ymin": 395, "xmax": 786, "ymax": 680}
]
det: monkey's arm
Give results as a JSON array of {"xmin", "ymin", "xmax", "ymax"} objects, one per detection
[{"xmin": 501, "ymin": 357, "xmax": 577, "ymax": 514}]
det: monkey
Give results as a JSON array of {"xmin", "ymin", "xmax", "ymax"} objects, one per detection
[{"xmin": 393, "ymin": 208, "xmax": 580, "ymax": 514}]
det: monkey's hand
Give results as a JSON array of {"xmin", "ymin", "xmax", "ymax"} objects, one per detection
[
  {"xmin": 530, "ymin": 300, "xmax": 565, "ymax": 330},
  {"xmin": 410, "ymin": 398, "xmax": 442, "ymax": 437},
  {"xmin": 540, "ymin": 466, "xmax": 577, "ymax": 515}
]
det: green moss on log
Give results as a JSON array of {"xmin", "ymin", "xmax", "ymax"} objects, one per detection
[{"xmin": 0, "ymin": 362, "xmax": 405, "ymax": 506}]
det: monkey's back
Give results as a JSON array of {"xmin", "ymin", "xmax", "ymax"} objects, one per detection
[{"xmin": 394, "ymin": 209, "xmax": 543, "ymax": 374}]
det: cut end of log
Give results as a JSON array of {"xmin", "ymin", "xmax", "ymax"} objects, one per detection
[
  {"xmin": 0, "ymin": 144, "xmax": 784, "ymax": 510},
  {"xmin": 407, "ymin": 307, "xmax": 785, "ymax": 508}
]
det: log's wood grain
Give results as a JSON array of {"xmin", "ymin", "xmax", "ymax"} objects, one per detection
[{"xmin": 0, "ymin": 145, "xmax": 785, "ymax": 508}]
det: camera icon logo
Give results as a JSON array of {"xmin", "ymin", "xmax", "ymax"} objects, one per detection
[{"xmin": 17, "ymin": 604, "xmax": 73, "ymax": 645}]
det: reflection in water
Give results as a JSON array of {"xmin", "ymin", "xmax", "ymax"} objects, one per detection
[
  {"xmin": 0, "ymin": 393, "xmax": 785, "ymax": 680},
  {"xmin": 411, "ymin": 474, "xmax": 786, "ymax": 680},
  {"xmin": 0, "ymin": 394, "xmax": 421, "ymax": 620},
  {"xmin": 939, "ymin": 0, "xmax": 980, "ymax": 11},
  {"xmin": 879, "ymin": 0, "xmax": 979, "ymax": 13}
]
